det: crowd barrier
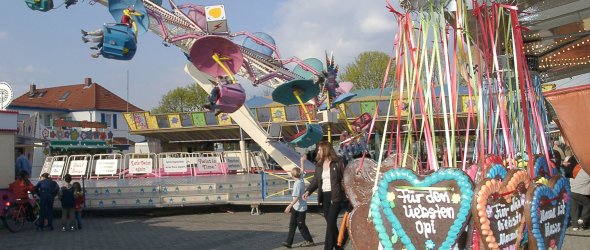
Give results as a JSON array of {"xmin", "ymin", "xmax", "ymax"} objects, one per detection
[{"xmin": 39, "ymin": 151, "xmax": 270, "ymax": 180}]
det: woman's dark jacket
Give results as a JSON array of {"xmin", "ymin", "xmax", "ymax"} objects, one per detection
[{"xmin": 305, "ymin": 159, "xmax": 347, "ymax": 204}]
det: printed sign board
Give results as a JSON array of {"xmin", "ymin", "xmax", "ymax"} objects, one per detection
[
  {"xmin": 162, "ymin": 158, "xmax": 188, "ymax": 173},
  {"xmin": 69, "ymin": 160, "xmax": 88, "ymax": 176},
  {"xmin": 95, "ymin": 159, "xmax": 119, "ymax": 175},
  {"xmin": 196, "ymin": 157, "xmax": 222, "ymax": 173},
  {"xmin": 129, "ymin": 158, "xmax": 153, "ymax": 174},
  {"xmin": 224, "ymin": 153, "xmax": 243, "ymax": 171},
  {"xmin": 50, "ymin": 161, "xmax": 65, "ymax": 176}
]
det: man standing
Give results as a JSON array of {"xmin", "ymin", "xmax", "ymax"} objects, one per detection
[
  {"xmin": 15, "ymin": 148, "xmax": 32, "ymax": 179},
  {"xmin": 35, "ymin": 173, "xmax": 59, "ymax": 231}
]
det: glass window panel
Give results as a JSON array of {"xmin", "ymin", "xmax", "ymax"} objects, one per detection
[
  {"xmin": 256, "ymin": 108, "xmax": 271, "ymax": 122},
  {"xmin": 180, "ymin": 114, "xmax": 193, "ymax": 127},
  {"xmin": 285, "ymin": 106, "xmax": 301, "ymax": 121},
  {"xmin": 205, "ymin": 112, "xmax": 219, "ymax": 125},
  {"xmin": 156, "ymin": 115, "xmax": 170, "ymax": 128}
]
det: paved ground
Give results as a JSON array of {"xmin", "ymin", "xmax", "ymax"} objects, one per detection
[{"xmin": 0, "ymin": 207, "xmax": 588, "ymax": 249}]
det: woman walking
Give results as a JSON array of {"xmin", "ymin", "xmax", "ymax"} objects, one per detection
[{"xmin": 303, "ymin": 141, "xmax": 348, "ymax": 250}]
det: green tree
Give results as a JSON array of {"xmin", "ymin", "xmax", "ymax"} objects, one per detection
[
  {"xmin": 339, "ymin": 51, "xmax": 395, "ymax": 89},
  {"xmin": 152, "ymin": 82, "xmax": 209, "ymax": 113}
]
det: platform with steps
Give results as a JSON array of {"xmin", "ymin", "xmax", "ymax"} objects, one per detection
[{"xmin": 60, "ymin": 174, "xmax": 300, "ymax": 210}]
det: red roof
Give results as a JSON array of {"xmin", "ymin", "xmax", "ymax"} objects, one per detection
[{"xmin": 10, "ymin": 82, "xmax": 142, "ymax": 112}]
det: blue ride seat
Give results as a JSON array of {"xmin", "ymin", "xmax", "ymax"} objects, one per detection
[
  {"xmin": 286, "ymin": 123, "xmax": 324, "ymax": 148},
  {"xmin": 24, "ymin": 0, "xmax": 53, "ymax": 12},
  {"xmin": 101, "ymin": 24, "xmax": 137, "ymax": 61},
  {"xmin": 319, "ymin": 92, "xmax": 358, "ymax": 110}
]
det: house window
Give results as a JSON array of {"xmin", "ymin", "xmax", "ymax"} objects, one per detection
[
  {"xmin": 43, "ymin": 114, "xmax": 52, "ymax": 127},
  {"xmin": 59, "ymin": 92, "xmax": 71, "ymax": 101},
  {"xmin": 101, "ymin": 113, "xmax": 113, "ymax": 128},
  {"xmin": 106, "ymin": 114, "xmax": 112, "ymax": 128}
]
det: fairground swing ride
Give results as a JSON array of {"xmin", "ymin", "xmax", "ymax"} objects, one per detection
[{"xmin": 23, "ymin": 0, "xmax": 372, "ymax": 172}]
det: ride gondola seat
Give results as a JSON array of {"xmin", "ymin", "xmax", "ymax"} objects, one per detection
[
  {"xmin": 351, "ymin": 113, "xmax": 372, "ymax": 131},
  {"xmin": 286, "ymin": 123, "xmax": 324, "ymax": 148},
  {"xmin": 101, "ymin": 24, "xmax": 137, "ymax": 61},
  {"xmin": 216, "ymin": 84, "xmax": 246, "ymax": 114},
  {"xmin": 25, "ymin": 0, "xmax": 53, "ymax": 12},
  {"xmin": 319, "ymin": 92, "xmax": 357, "ymax": 110}
]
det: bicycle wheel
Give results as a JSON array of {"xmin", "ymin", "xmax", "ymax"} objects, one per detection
[
  {"xmin": 2, "ymin": 205, "xmax": 25, "ymax": 233},
  {"xmin": 32, "ymin": 202, "xmax": 41, "ymax": 225}
]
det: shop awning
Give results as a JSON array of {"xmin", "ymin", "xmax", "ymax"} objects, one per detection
[
  {"xmin": 15, "ymin": 135, "xmax": 49, "ymax": 148},
  {"xmin": 49, "ymin": 140, "xmax": 112, "ymax": 150}
]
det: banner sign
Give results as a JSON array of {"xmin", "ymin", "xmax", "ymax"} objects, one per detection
[
  {"xmin": 223, "ymin": 152, "xmax": 243, "ymax": 171},
  {"xmin": 129, "ymin": 158, "xmax": 153, "ymax": 174},
  {"xmin": 54, "ymin": 119, "xmax": 107, "ymax": 129},
  {"xmin": 162, "ymin": 158, "xmax": 187, "ymax": 173},
  {"xmin": 68, "ymin": 160, "xmax": 88, "ymax": 176},
  {"xmin": 196, "ymin": 157, "xmax": 222, "ymax": 173},
  {"xmin": 50, "ymin": 161, "xmax": 65, "ymax": 176},
  {"xmin": 95, "ymin": 159, "xmax": 119, "ymax": 175}
]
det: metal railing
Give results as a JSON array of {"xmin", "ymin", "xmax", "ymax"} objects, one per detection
[{"xmin": 40, "ymin": 151, "xmax": 273, "ymax": 180}]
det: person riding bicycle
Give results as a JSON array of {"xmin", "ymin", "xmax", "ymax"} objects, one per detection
[
  {"xmin": 9, "ymin": 171, "xmax": 35, "ymax": 202},
  {"xmin": 8, "ymin": 171, "xmax": 35, "ymax": 220}
]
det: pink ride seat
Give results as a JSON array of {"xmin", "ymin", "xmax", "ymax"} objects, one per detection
[
  {"xmin": 216, "ymin": 84, "xmax": 246, "ymax": 113},
  {"xmin": 351, "ymin": 113, "xmax": 373, "ymax": 131}
]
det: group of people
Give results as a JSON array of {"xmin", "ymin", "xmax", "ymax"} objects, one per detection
[
  {"xmin": 9, "ymin": 170, "xmax": 85, "ymax": 232},
  {"xmin": 549, "ymin": 140, "xmax": 590, "ymax": 231},
  {"xmin": 561, "ymin": 155, "xmax": 590, "ymax": 231},
  {"xmin": 282, "ymin": 141, "xmax": 349, "ymax": 250},
  {"xmin": 81, "ymin": 6, "xmax": 142, "ymax": 58}
]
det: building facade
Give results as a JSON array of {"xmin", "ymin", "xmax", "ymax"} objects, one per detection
[{"xmin": 8, "ymin": 78, "xmax": 144, "ymax": 176}]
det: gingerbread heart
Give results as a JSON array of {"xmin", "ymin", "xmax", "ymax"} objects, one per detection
[
  {"xmin": 533, "ymin": 155, "xmax": 557, "ymax": 180},
  {"xmin": 484, "ymin": 164, "xmax": 508, "ymax": 180},
  {"xmin": 343, "ymin": 154, "xmax": 410, "ymax": 208},
  {"xmin": 525, "ymin": 175, "xmax": 570, "ymax": 250},
  {"xmin": 344, "ymin": 156, "xmax": 396, "ymax": 250},
  {"xmin": 465, "ymin": 164, "xmax": 479, "ymax": 181},
  {"xmin": 472, "ymin": 169, "xmax": 529, "ymax": 250},
  {"xmin": 371, "ymin": 168, "xmax": 474, "ymax": 250},
  {"xmin": 348, "ymin": 203, "xmax": 384, "ymax": 249},
  {"xmin": 465, "ymin": 162, "xmax": 509, "ymax": 250},
  {"xmin": 483, "ymin": 155, "xmax": 504, "ymax": 169},
  {"xmin": 381, "ymin": 153, "xmax": 418, "ymax": 173},
  {"xmin": 343, "ymin": 158, "xmax": 379, "ymax": 208}
]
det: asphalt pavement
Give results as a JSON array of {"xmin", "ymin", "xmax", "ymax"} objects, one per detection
[{"xmin": 0, "ymin": 207, "xmax": 588, "ymax": 249}]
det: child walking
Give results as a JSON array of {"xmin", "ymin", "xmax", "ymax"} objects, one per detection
[
  {"xmin": 58, "ymin": 174, "xmax": 76, "ymax": 231},
  {"xmin": 73, "ymin": 182, "xmax": 84, "ymax": 230},
  {"xmin": 282, "ymin": 166, "xmax": 314, "ymax": 248}
]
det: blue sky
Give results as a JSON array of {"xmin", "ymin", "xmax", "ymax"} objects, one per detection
[{"xmin": 0, "ymin": 0, "xmax": 395, "ymax": 110}]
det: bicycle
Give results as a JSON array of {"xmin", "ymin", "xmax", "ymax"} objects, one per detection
[{"xmin": 1, "ymin": 195, "xmax": 40, "ymax": 233}]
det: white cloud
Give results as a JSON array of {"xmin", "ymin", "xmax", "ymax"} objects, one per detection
[
  {"xmin": 16, "ymin": 65, "xmax": 50, "ymax": 74},
  {"xmin": 361, "ymin": 15, "xmax": 393, "ymax": 34},
  {"xmin": 269, "ymin": 0, "xmax": 397, "ymax": 67},
  {"xmin": 0, "ymin": 32, "xmax": 7, "ymax": 40}
]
